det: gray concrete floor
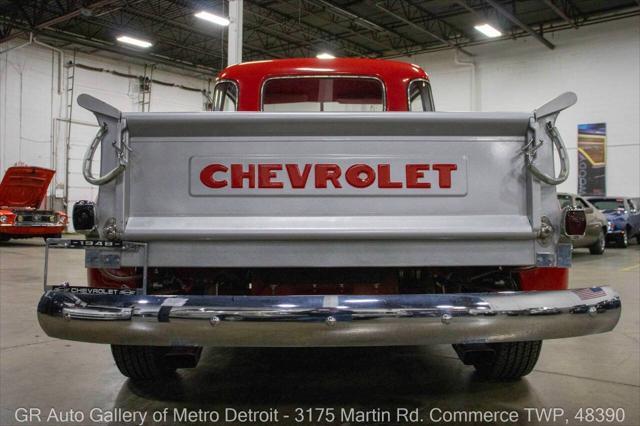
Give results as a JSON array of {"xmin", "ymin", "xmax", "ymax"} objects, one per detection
[{"xmin": 1, "ymin": 238, "xmax": 638, "ymax": 426}]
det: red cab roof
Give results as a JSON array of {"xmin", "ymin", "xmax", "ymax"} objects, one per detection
[{"xmin": 218, "ymin": 58, "xmax": 429, "ymax": 111}]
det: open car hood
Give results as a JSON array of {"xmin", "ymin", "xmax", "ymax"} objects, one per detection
[{"xmin": 0, "ymin": 166, "xmax": 55, "ymax": 209}]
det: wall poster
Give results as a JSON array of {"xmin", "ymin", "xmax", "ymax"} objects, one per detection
[{"xmin": 577, "ymin": 123, "xmax": 606, "ymax": 196}]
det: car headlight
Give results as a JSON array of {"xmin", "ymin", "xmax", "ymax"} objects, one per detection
[
  {"xmin": 0, "ymin": 215, "xmax": 7, "ymax": 224},
  {"xmin": 17, "ymin": 215, "xmax": 23, "ymax": 222},
  {"xmin": 607, "ymin": 221, "xmax": 613, "ymax": 231}
]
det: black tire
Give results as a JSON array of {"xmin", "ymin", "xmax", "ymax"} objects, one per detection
[
  {"xmin": 111, "ymin": 345, "xmax": 202, "ymax": 380},
  {"xmin": 589, "ymin": 229, "xmax": 606, "ymax": 255},
  {"xmin": 453, "ymin": 340, "xmax": 542, "ymax": 380},
  {"xmin": 616, "ymin": 231, "xmax": 629, "ymax": 248}
]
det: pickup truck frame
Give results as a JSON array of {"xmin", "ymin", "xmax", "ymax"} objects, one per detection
[{"xmin": 37, "ymin": 58, "xmax": 620, "ymax": 381}]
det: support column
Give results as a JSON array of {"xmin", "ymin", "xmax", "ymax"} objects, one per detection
[{"xmin": 228, "ymin": 0, "xmax": 243, "ymax": 66}]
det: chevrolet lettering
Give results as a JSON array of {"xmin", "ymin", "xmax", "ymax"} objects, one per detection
[{"xmin": 196, "ymin": 160, "xmax": 462, "ymax": 194}]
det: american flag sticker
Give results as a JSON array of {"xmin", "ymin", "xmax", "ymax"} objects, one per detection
[{"xmin": 573, "ymin": 287, "xmax": 607, "ymax": 300}]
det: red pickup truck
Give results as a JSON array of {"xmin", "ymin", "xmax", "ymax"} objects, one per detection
[{"xmin": 37, "ymin": 58, "xmax": 620, "ymax": 382}]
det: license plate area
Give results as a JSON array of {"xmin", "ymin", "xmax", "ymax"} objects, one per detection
[{"xmin": 44, "ymin": 239, "xmax": 149, "ymax": 294}]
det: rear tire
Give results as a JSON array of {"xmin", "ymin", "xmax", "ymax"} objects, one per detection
[
  {"xmin": 111, "ymin": 345, "xmax": 202, "ymax": 380},
  {"xmin": 589, "ymin": 229, "xmax": 606, "ymax": 255},
  {"xmin": 453, "ymin": 340, "xmax": 542, "ymax": 380}
]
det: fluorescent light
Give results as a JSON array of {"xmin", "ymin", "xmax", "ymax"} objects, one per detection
[
  {"xmin": 474, "ymin": 24, "xmax": 502, "ymax": 38},
  {"xmin": 316, "ymin": 52, "xmax": 336, "ymax": 59},
  {"xmin": 195, "ymin": 11, "xmax": 230, "ymax": 26},
  {"xmin": 116, "ymin": 36, "xmax": 152, "ymax": 48}
]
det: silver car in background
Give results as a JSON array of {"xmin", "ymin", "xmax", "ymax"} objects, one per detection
[{"xmin": 558, "ymin": 193, "xmax": 608, "ymax": 254}]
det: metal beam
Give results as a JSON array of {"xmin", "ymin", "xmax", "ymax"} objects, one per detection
[
  {"xmin": 76, "ymin": 14, "xmax": 225, "ymax": 64},
  {"xmin": 452, "ymin": 0, "xmax": 489, "ymax": 22},
  {"xmin": 375, "ymin": 3, "xmax": 474, "ymax": 56},
  {"xmin": 102, "ymin": 4, "xmax": 281, "ymax": 60},
  {"xmin": 0, "ymin": 16, "xmax": 219, "ymax": 76},
  {"xmin": 313, "ymin": 0, "xmax": 388, "ymax": 32},
  {"xmin": 323, "ymin": 0, "xmax": 427, "ymax": 54},
  {"xmin": 542, "ymin": 0, "xmax": 585, "ymax": 28},
  {"xmin": 100, "ymin": 1, "xmax": 279, "ymax": 61},
  {"xmin": 286, "ymin": 0, "xmax": 419, "ymax": 55},
  {"xmin": 483, "ymin": 0, "xmax": 555, "ymax": 49},
  {"xmin": 173, "ymin": 0, "xmax": 370, "ymax": 59},
  {"xmin": 292, "ymin": 0, "xmax": 391, "ymax": 52},
  {"xmin": 243, "ymin": 11, "xmax": 321, "ymax": 56},
  {"xmin": 542, "ymin": 0, "xmax": 576, "ymax": 28},
  {"xmin": 405, "ymin": 0, "xmax": 475, "ymax": 41},
  {"xmin": 244, "ymin": 1, "xmax": 377, "ymax": 57},
  {"xmin": 0, "ymin": 0, "xmax": 121, "ymax": 44}
]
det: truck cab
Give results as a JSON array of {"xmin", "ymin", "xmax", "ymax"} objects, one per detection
[
  {"xmin": 212, "ymin": 58, "xmax": 433, "ymax": 112},
  {"xmin": 37, "ymin": 58, "xmax": 620, "ymax": 382}
]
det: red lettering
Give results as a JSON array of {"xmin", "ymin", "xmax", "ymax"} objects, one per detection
[
  {"xmin": 377, "ymin": 164, "xmax": 403, "ymax": 188},
  {"xmin": 258, "ymin": 164, "xmax": 283, "ymax": 188},
  {"xmin": 345, "ymin": 164, "xmax": 375, "ymax": 188},
  {"xmin": 201, "ymin": 162, "xmax": 455, "ymax": 191},
  {"xmin": 231, "ymin": 164, "xmax": 255, "ymax": 188},
  {"xmin": 432, "ymin": 164, "xmax": 457, "ymax": 188},
  {"xmin": 406, "ymin": 164, "xmax": 431, "ymax": 189},
  {"xmin": 315, "ymin": 164, "xmax": 342, "ymax": 188},
  {"xmin": 200, "ymin": 164, "xmax": 228, "ymax": 188},
  {"xmin": 285, "ymin": 164, "xmax": 312, "ymax": 189}
]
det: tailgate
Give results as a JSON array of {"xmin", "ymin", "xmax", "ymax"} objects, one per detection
[{"xmin": 90, "ymin": 109, "xmax": 560, "ymax": 268}]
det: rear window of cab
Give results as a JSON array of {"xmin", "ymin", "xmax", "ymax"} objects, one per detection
[
  {"xmin": 212, "ymin": 76, "xmax": 434, "ymax": 112},
  {"xmin": 261, "ymin": 77, "xmax": 385, "ymax": 112}
]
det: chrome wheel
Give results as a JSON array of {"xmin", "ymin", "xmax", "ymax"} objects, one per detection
[{"xmin": 589, "ymin": 230, "xmax": 606, "ymax": 255}]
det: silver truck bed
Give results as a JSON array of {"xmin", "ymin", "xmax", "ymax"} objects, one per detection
[{"xmin": 83, "ymin": 98, "xmax": 564, "ymax": 268}]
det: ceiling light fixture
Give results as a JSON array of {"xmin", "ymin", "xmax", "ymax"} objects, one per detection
[
  {"xmin": 116, "ymin": 35, "xmax": 152, "ymax": 48},
  {"xmin": 316, "ymin": 52, "xmax": 336, "ymax": 59},
  {"xmin": 195, "ymin": 11, "xmax": 230, "ymax": 26},
  {"xmin": 474, "ymin": 24, "xmax": 502, "ymax": 38}
]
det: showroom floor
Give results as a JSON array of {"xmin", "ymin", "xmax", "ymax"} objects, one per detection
[{"xmin": 0, "ymin": 239, "xmax": 638, "ymax": 426}]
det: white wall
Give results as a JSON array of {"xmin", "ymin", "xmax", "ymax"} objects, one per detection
[
  {"xmin": 0, "ymin": 41, "xmax": 210, "ymax": 222},
  {"xmin": 401, "ymin": 17, "xmax": 640, "ymax": 197}
]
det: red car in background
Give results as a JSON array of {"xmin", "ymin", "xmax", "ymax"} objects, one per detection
[{"xmin": 0, "ymin": 166, "xmax": 67, "ymax": 242}]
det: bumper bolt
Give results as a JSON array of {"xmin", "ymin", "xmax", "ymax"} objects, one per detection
[
  {"xmin": 325, "ymin": 316, "xmax": 337, "ymax": 327},
  {"xmin": 441, "ymin": 313, "xmax": 452, "ymax": 324},
  {"xmin": 209, "ymin": 316, "xmax": 220, "ymax": 327}
]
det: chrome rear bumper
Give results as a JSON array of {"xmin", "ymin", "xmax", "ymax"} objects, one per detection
[{"xmin": 37, "ymin": 286, "xmax": 621, "ymax": 347}]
